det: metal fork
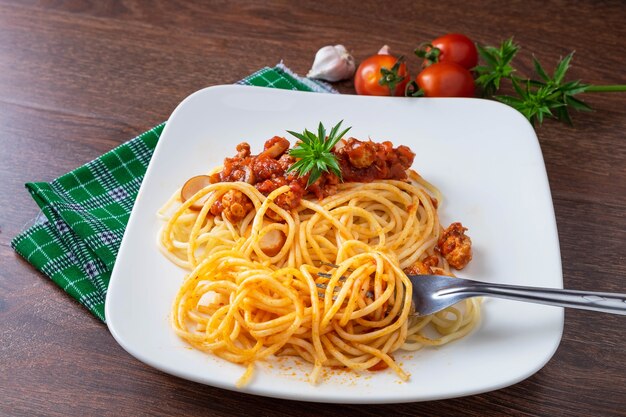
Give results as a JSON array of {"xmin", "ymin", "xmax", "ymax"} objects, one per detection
[
  {"xmin": 315, "ymin": 268, "xmax": 626, "ymax": 316},
  {"xmin": 403, "ymin": 274, "xmax": 626, "ymax": 316}
]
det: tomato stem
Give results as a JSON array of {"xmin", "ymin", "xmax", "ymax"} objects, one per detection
[
  {"xmin": 404, "ymin": 81, "xmax": 424, "ymax": 97},
  {"xmin": 585, "ymin": 85, "xmax": 626, "ymax": 93},
  {"xmin": 378, "ymin": 56, "xmax": 407, "ymax": 97},
  {"xmin": 414, "ymin": 43, "xmax": 440, "ymax": 67}
]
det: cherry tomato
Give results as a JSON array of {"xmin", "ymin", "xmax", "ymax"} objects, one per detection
[
  {"xmin": 430, "ymin": 33, "xmax": 478, "ymax": 70},
  {"xmin": 354, "ymin": 54, "xmax": 409, "ymax": 96},
  {"xmin": 416, "ymin": 62, "xmax": 475, "ymax": 97}
]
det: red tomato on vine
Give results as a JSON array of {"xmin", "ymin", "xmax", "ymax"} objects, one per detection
[
  {"xmin": 354, "ymin": 54, "xmax": 409, "ymax": 96},
  {"xmin": 414, "ymin": 62, "xmax": 475, "ymax": 97},
  {"xmin": 416, "ymin": 33, "xmax": 478, "ymax": 70}
]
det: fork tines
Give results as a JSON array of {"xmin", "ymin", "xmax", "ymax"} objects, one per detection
[
  {"xmin": 315, "ymin": 261, "xmax": 354, "ymax": 273},
  {"xmin": 315, "ymin": 271, "xmax": 374, "ymax": 299},
  {"xmin": 315, "ymin": 282, "xmax": 339, "ymax": 291},
  {"xmin": 316, "ymin": 272, "xmax": 346, "ymax": 281}
]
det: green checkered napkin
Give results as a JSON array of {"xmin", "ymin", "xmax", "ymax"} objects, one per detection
[{"xmin": 11, "ymin": 64, "xmax": 335, "ymax": 322}]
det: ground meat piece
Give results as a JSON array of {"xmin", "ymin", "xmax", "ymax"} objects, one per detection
[
  {"xmin": 208, "ymin": 172, "xmax": 221, "ymax": 184},
  {"xmin": 307, "ymin": 171, "xmax": 340, "ymax": 200},
  {"xmin": 274, "ymin": 181, "xmax": 306, "ymax": 211},
  {"xmin": 404, "ymin": 261, "xmax": 430, "ymax": 276},
  {"xmin": 395, "ymin": 145, "xmax": 414, "ymax": 167},
  {"xmin": 274, "ymin": 190, "xmax": 298, "ymax": 211},
  {"xmin": 403, "ymin": 255, "xmax": 439, "ymax": 275},
  {"xmin": 255, "ymin": 177, "xmax": 288, "ymax": 194},
  {"xmin": 220, "ymin": 189, "xmax": 254, "ymax": 222},
  {"xmin": 344, "ymin": 139, "xmax": 377, "ymax": 168},
  {"xmin": 236, "ymin": 142, "xmax": 251, "ymax": 158},
  {"xmin": 209, "ymin": 198, "xmax": 223, "ymax": 216},
  {"xmin": 277, "ymin": 153, "xmax": 295, "ymax": 171},
  {"xmin": 253, "ymin": 157, "xmax": 283, "ymax": 181},
  {"xmin": 437, "ymin": 222, "xmax": 472, "ymax": 270},
  {"xmin": 429, "ymin": 267, "xmax": 455, "ymax": 277},
  {"xmin": 220, "ymin": 154, "xmax": 250, "ymax": 182}
]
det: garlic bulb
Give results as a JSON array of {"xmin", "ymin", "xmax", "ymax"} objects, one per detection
[
  {"xmin": 307, "ymin": 45, "xmax": 356, "ymax": 82},
  {"xmin": 378, "ymin": 45, "xmax": 391, "ymax": 55}
]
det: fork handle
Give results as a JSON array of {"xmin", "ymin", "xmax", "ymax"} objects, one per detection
[{"xmin": 449, "ymin": 283, "xmax": 626, "ymax": 315}]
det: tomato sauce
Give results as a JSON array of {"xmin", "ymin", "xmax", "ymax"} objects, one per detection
[{"xmin": 208, "ymin": 136, "xmax": 415, "ymax": 218}]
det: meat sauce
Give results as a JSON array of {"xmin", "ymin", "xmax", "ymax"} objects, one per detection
[
  {"xmin": 337, "ymin": 138, "xmax": 415, "ymax": 182},
  {"xmin": 206, "ymin": 136, "xmax": 415, "ymax": 222},
  {"xmin": 436, "ymin": 222, "xmax": 472, "ymax": 269},
  {"xmin": 403, "ymin": 223, "xmax": 473, "ymax": 273}
]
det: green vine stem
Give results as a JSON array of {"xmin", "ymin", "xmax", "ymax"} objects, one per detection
[{"xmin": 585, "ymin": 85, "xmax": 626, "ymax": 93}]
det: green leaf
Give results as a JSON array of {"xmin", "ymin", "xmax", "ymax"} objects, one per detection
[
  {"xmin": 286, "ymin": 130, "xmax": 310, "ymax": 145},
  {"xmin": 473, "ymin": 65, "xmax": 491, "ymax": 73},
  {"xmin": 537, "ymin": 110, "xmax": 545, "ymax": 124},
  {"xmin": 326, "ymin": 126, "xmax": 351, "ymax": 151},
  {"xmin": 554, "ymin": 52, "xmax": 574, "ymax": 84},
  {"xmin": 511, "ymin": 77, "xmax": 527, "ymax": 99},
  {"xmin": 527, "ymin": 79, "xmax": 546, "ymax": 88},
  {"xmin": 562, "ymin": 81, "xmax": 589, "ymax": 95},
  {"xmin": 476, "ymin": 44, "xmax": 498, "ymax": 67},
  {"xmin": 328, "ymin": 120, "xmax": 342, "ymax": 144},
  {"xmin": 303, "ymin": 158, "xmax": 316, "ymax": 174},
  {"xmin": 286, "ymin": 158, "xmax": 309, "ymax": 174},
  {"xmin": 317, "ymin": 122, "xmax": 326, "ymax": 146},
  {"xmin": 493, "ymin": 76, "xmax": 501, "ymax": 90},
  {"xmin": 539, "ymin": 105, "xmax": 553, "ymax": 116},
  {"xmin": 304, "ymin": 129, "xmax": 318, "ymax": 145},
  {"xmin": 555, "ymin": 106, "xmax": 573, "ymax": 125},
  {"xmin": 307, "ymin": 168, "xmax": 322, "ymax": 186},
  {"xmin": 494, "ymin": 95, "xmax": 524, "ymax": 106},
  {"xmin": 324, "ymin": 156, "xmax": 342, "ymax": 178},
  {"xmin": 501, "ymin": 38, "xmax": 519, "ymax": 60},
  {"xmin": 532, "ymin": 56, "xmax": 550, "ymax": 81},
  {"xmin": 288, "ymin": 147, "xmax": 311, "ymax": 159},
  {"xmin": 565, "ymin": 95, "xmax": 592, "ymax": 111}
]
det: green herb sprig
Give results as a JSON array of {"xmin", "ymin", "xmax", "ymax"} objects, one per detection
[
  {"xmin": 494, "ymin": 52, "xmax": 592, "ymax": 125},
  {"xmin": 474, "ymin": 39, "xmax": 626, "ymax": 126},
  {"xmin": 286, "ymin": 121, "xmax": 351, "ymax": 186},
  {"xmin": 474, "ymin": 38, "xmax": 519, "ymax": 97}
]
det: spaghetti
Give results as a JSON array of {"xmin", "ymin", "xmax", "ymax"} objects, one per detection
[{"xmin": 159, "ymin": 132, "xmax": 480, "ymax": 386}]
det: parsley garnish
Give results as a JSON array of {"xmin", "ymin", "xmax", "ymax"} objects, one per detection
[{"xmin": 286, "ymin": 121, "xmax": 350, "ymax": 186}]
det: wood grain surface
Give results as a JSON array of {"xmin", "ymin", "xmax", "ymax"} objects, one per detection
[{"xmin": 1, "ymin": 1, "xmax": 625, "ymax": 416}]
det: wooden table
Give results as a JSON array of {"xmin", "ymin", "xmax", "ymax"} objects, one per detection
[{"xmin": 1, "ymin": 1, "xmax": 625, "ymax": 415}]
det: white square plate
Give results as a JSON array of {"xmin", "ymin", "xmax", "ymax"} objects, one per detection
[{"xmin": 106, "ymin": 85, "xmax": 563, "ymax": 403}]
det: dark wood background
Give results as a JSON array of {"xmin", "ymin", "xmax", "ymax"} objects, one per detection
[{"xmin": 1, "ymin": 1, "xmax": 625, "ymax": 416}]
